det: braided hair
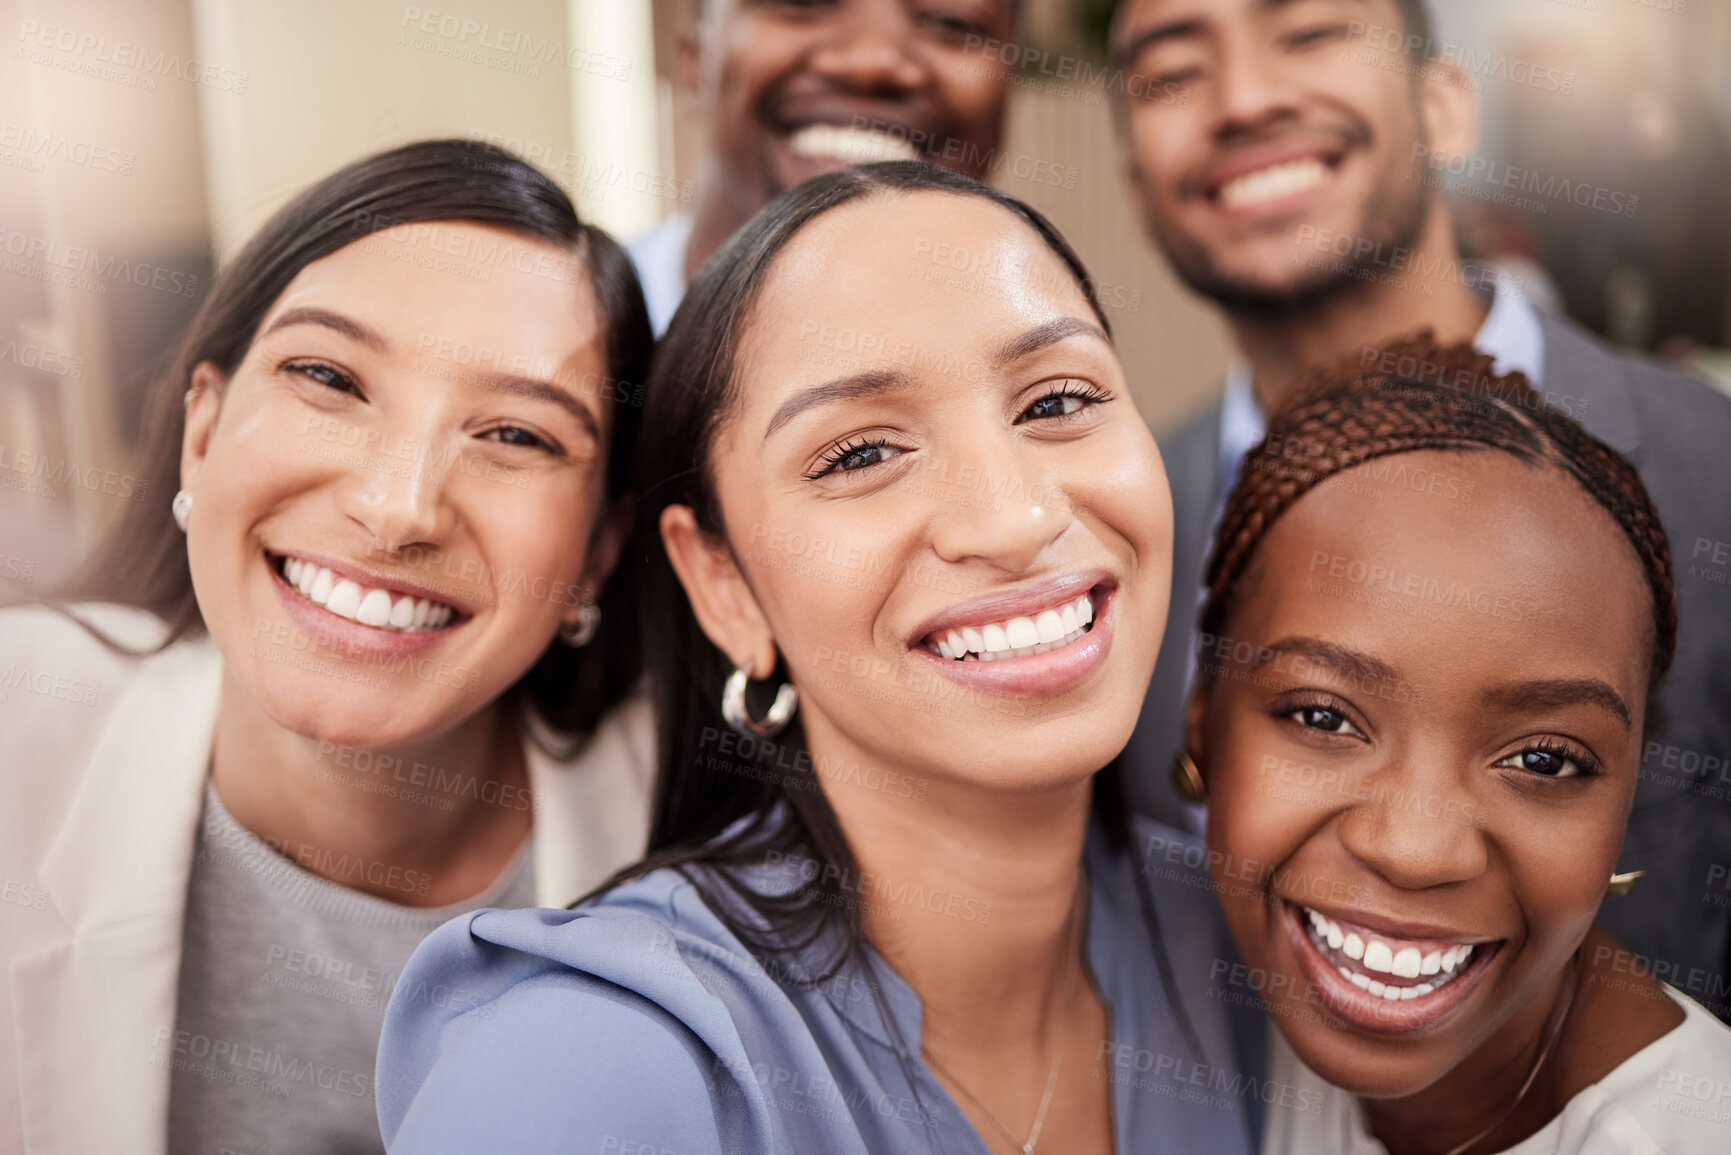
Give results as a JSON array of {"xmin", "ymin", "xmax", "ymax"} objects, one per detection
[{"xmin": 1198, "ymin": 334, "xmax": 1678, "ymax": 706}]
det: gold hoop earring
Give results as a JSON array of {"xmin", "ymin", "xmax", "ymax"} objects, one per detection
[
  {"xmin": 1606, "ymin": 870, "xmax": 1644, "ymax": 899},
  {"xmin": 1172, "ymin": 751, "xmax": 1207, "ymax": 803},
  {"xmin": 721, "ymin": 664, "xmax": 797, "ymax": 738}
]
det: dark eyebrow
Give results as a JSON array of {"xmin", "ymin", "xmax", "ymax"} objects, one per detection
[
  {"xmin": 1255, "ymin": 636, "xmax": 1401, "ymax": 688},
  {"xmin": 991, "ymin": 317, "xmax": 1111, "ymax": 368},
  {"xmin": 1479, "ymin": 679, "xmax": 1632, "ymax": 732},
  {"xmin": 261, "ymin": 306, "xmax": 388, "ymax": 353},
  {"xmin": 1113, "ymin": 0, "xmax": 1359, "ymax": 65},
  {"xmin": 764, "ymin": 368, "xmax": 914, "ymax": 440},
  {"xmin": 473, "ymin": 371, "xmax": 602, "ymax": 442},
  {"xmin": 1114, "ymin": 18, "xmax": 1207, "ymax": 67}
]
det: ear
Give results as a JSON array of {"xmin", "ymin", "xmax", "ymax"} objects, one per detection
[
  {"xmin": 180, "ymin": 361, "xmax": 226, "ymax": 492},
  {"xmin": 1416, "ymin": 58, "xmax": 1478, "ymax": 166},
  {"xmin": 676, "ymin": 14, "xmax": 706, "ymax": 106},
  {"xmin": 660, "ymin": 503, "xmax": 777, "ymax": 677},
  {"xmin": 1185, "ymin": 676, "xmax": 1212, "ymax": 780},
  {"xmin": 562, "ymin": 494, "xmax": 634, "ymax": 627}
]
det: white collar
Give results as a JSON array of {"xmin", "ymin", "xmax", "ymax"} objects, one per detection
[{"xmin": 1218, "ymin": 285, "xmax": 1548, "ymax": 482}]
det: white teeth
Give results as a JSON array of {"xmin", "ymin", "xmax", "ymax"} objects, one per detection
[
  {"xmin": 326, "ymin": 580, "xmax": 363, "ymax": 621},
  {"xmin": 1302, "ymin": 906, "xmax": 1483, "ymax": 1001},
  {"xmin": 786, "ymin": 123, "xmax": 920, "ymax": 164},
  {"xmin": 1034, "ymin": 610, "xmax": 1065, "ymax": 644},
  {"xmin": 926, "ymin": 594, "xmax": 1096, "ymax": 661},
  {"xmin": 278, "ymin": 557, "xmax": 456, "ymax": 634},
  {"xmin": 356, "ymin": 588, "xmax": 393, "ymax": 627},
  {"xmin": 1218, "ymin": 157, "xmax": 1329, "ymax": 210}
]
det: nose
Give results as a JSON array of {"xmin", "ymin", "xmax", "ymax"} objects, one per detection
[
  {"xmin": 927, "ymin": 445, "xmax": 1073, "ymax": 575},
  {"xmin": 335, "ymin": 445, "xmax": 457, "ymax": 557},
  {"xmin": 1335, "ymin": 759, "xmax": 1489, "ymax": 891},
  {"xmin": 1211, "ymin": 33, "xmax": 1301, "ymax": 138},
  {"xmin": 806, "ymin": 5, "xmax": 927, "ymax": 95}
]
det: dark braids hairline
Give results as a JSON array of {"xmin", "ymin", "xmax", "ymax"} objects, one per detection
[{"xmin": 1199, "ymin": 334, "xmax": 1678, "ymax": 697}]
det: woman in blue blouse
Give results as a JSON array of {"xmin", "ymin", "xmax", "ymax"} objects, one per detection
[{"xmin": 377, "ymin": 163, "xmax": 1268, "ymax": 1155}]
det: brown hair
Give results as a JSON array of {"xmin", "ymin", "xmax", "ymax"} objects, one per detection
[
  {"xmin": 1199, "ymin": 334, "xmax": 1677, "ymax": 702},
  {"xmin": 56, "ymin": 139, "xmax": 651, "ymax": 748}
]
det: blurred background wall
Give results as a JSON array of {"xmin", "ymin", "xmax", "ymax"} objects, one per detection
[{"xmin": 3, "ymin": 0, "xmax": 1729, "ymax": 602}]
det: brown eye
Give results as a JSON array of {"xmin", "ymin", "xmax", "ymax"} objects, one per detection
[{"xmin": 1289, "ymin": 704, "xmax": 1362, "ymax": 737}]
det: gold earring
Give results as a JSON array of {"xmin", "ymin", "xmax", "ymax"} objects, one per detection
[
  {"xmin": 1171, "ymin": 751, "xmax": 1207, "ymax": 803},
  {"xmin": 1606, "ymin": 870, "xmax": 1644, "ymax": 899}
]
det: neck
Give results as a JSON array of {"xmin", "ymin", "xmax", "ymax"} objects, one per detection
[
  {"xmin": 1362, "ymin": 952, "xmax": 1578, "ymax": 1155},
  {"xmin": 208, "ymin": 666, "xmax": 532, "ymax": 907},
  {"xmin": 685, "ymin": 169, "xmax": 757, "ymax": 285},
  {"xmin": 1230, "ymin": 206, "xmax": 1489, "ymax": 417},
  {"xmin": 804, "ymin": 716, "xmax": 1096, "ymax": 1055}
]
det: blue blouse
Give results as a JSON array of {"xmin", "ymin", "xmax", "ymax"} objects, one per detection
[{"xmin": 377, "ymin": 816, "xmax": 1267, "ymax": 1154}]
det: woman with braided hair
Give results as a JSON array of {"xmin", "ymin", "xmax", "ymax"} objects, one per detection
[{"xmin": 1181, "ymin": 336, "xmax": 1731, "ymax": 1155}]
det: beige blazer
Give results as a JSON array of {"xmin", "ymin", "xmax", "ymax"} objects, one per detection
[{"xmin": 0, "ymin": 603, "xmax": 656, "ymax": 1154}]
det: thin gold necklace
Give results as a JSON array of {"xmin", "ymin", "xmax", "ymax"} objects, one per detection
[{"xmin": 922, "ymin": 881, "xmax": 1085, "ymax": 1155}]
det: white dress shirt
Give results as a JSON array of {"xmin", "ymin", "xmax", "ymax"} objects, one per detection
[{"xmin": 624, "ymin": 213, "xmax": 694, "ymax": 338}]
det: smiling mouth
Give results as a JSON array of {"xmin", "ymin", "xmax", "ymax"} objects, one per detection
[
  {"xmin": 1208, "ymin": 154, "xmax": 1340, "ymax": 213},
  {"xmin": 272, "ymin": 554, "xmax": 459, "ymax": 633},
  {"xmin": 921, "ymin": 592, "xmax": 1095, "ymax": 662},
  {"xmin": 785, "ymin": 123, "xmax": 921, "ymax": 165}
]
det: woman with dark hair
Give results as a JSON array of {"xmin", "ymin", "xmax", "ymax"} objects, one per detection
[
  {"xmin": 0, "ymin": 140, "xmax": 656, "ymax": 1155},
  {"xmin": 1184, "ymin": 337, "xmax": 1731, "ymax": 1154},
  {"xmin": 378, "ymin": 162, "xmax": 1261, "ymax": 1155}
]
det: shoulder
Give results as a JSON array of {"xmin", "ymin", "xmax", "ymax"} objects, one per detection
[
  {"xmin": 1553, "ymin": 989, "xmax": 1731, "ymax": 1154},
  {"xmin": 0, "ymin": 600, "xmax": 171, "ymax": 660},
  {"xmin": 0, "ymin": 602, "xmax": 195, "ymax": 766},
  {"xmin": 1542, "ymin": 312, "xmax": 1731, "ymax": 437},
  {"xmin": 377, "ymin": 870, "xmax": 786, "ymax": 1153}
]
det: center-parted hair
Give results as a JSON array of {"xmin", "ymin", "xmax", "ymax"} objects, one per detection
[{"xmin": 1199, "ymin": 335, "xmax": 1677, "ymax": 703}]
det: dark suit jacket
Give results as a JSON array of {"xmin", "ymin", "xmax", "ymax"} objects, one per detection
[{"xmin": 1126, "ymin": 310, "xmax": 1731, "ymax": 1018}]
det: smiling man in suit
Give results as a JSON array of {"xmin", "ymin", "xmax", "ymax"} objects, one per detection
[{"xmin": 1108, "ymin": 0, "xmax": 1731, "ymax": 1018}]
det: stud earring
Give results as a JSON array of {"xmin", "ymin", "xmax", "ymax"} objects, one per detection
[
  {"xmin": 1606, "ymin": 870, "xmax": 1644, "ymax": 899},
  {"xmin": 171, "ymin": 489, "xmax": 193, "ymax": 532},
  {"xmin": 1172, "ymin": 750, "xmax": 1207, "ymax": 803},
  {"xmin": 558, "ymin": 596, "xmax": 601, "ymax": 647},
  {"xmin": 721, "ymin": 664, "xmax": 798, "ymax": 738}
]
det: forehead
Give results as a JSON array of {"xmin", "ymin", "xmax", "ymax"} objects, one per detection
[
  {"xmin": 1229, "ymin": 450, "xmax": 1651, "ymax": 693},
  {"xmin": 734, "ymin": 190, "xmax": 1097, "ymax": 389},
  {"xmin": 1115, "ymin": 0, "xmax": 1395, "ymax": 37},
  {"xmin": 268, "ymin": 222, "xmax": 601, "ymax": 363}
]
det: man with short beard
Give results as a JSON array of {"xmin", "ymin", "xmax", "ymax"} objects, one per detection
[
  {"xmin": 1110, "ymin": 0, "xmax": 1731, "ymax": 1019},
  {"xmin": 630, "ymin": 0, "xmax": 1016, "ymax": 335}
]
